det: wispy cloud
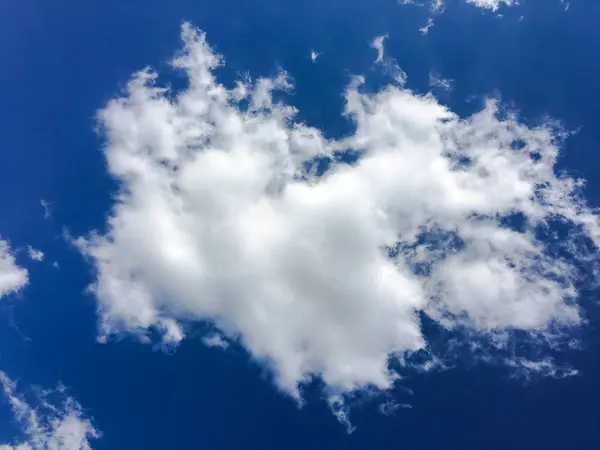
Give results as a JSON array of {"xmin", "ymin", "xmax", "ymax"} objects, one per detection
[
  {"xmin": 27, "ymin": 246, "xmax": 44, "ymax": 262},
  {"xmin": 202, "ymin": 333, "xmax": 230, "ymax": 349},
  {"xmin": 429, "ymin": 72, "xmax": 452, "ymax": 91},
  {"xmin": 0, "ymin": 372, "xmax": 99, "ymax": 450},
  {"xmin": 370, "ymin": 35, "xmax": 387, "ymax": 63},
  {"xmin": 419, "ymin": 17, "xmax": 434, "ymax": 35},
  {"xmin": 401, "ymin": 0, "xmax": 517, "ymax": 11},
  {"xmin": 370, "ymin": 34, "xmax": 407, "ymax": 85},
  {"xmin": 78, "ymin": 24, "xmax": 600, "ymax": 416},
  {"xmin": 40, "ymin": 200, "xmax": 52, "ymax": 220},
  {"xmin": 465, "ymin": 0, "xmax": 517, "ymax": 10}
]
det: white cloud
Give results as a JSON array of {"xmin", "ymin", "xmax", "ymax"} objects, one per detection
[
  {"xmin": 401, "ymin": 0, "xmax": 519, "ymax": 14},
  {"xmin": 202, "ymin": 333, "xmax": 230, "ymax": 349},
  {"xmin": 370, "ymin": 35, "xmax": 387, "ymax": 63},
  {"xmin": 506, "ymin": 358, "xmax": 579, "ymax": 380},
  {"xmin": 379, "ymin": 399, "xmax": 410, "ymax": 416},
  {"xmin": 0, "ymin": 372, "xmax": 99, "ymax": 450},
  {"xmin": 27, "ymin": 247, "xmax": 44, "ymax": 262},
  {"xmin": 429, "ymin": 73, "xmax": 452, "ymax": 91},
  {"xmin": 370, "ymin": 35, "xmax": 407, "ymax": 86},
  {"xmin": 419, "ymin": 17, "xmax": 435, "ymax": 34},
  {"xmin": 0, "ymin": 240, "xmax": 28, "ymax": 298},
  {"xmin": 465, "ymin": 0, "xmax": 517, "ymax": 10},
  {"xmin": 40, "ymin": 200, "xmax": 52, "ymax": 220},
  {"xmin": 79, "ymin": 24, "xmax": 600, "ymax": 405}
]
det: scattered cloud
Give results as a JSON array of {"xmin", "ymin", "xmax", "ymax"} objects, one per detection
[
  {"xmin": 419, "ymin": 17, "xmax": 435, "ymax": 34},
  {"xmin": 0, "ymin": 240, "xmax": 28, "ymax": 298},
  {"xmin": 40, "ymin": 200, "xmax": 52, "ymax": 220},
  {"xmin": 202, "ymin": 333, "xmax": 230, "ymax": 349},
  {"xmin": 465, "ymin": 0, "xmax": 517, "ymax": 10},
  {"xmin": 0, "ymin": 372, "xmax": 99, "ymax": 450},
  {"xmin": 506, "ymin": 358, "xmax": 579, "ymax": 380},
  {"xmin": 370, "ymin": 35, "xmax": 387, "ymax": 63},
  {"xmin": 79, "ymin": 24, "xmax": 600, "ymax": 411},
  {"xmin": 27, "ymin": 247, "xmax": 44, "ymax": 262},
  {"xmin": 400, "ymin": 0, "xmax": 571, "ymax": 14},
  {"xmin": 429, "ymin": 73, "xmax": 452, "ymax": 91},
  {"xmin": 379, "ymin": 399, "xmax": 410, "ymax": 416},
  {"xmin": 370, "ymin": 35, "xmax": 407, "ymax": 86},
  {"xmin": 401, "ymin": 0, "xmax": 516, "ymax": 11},
  {"xmin": 402, "ymin": 0, "xmax": 519, "ymax": 34}
]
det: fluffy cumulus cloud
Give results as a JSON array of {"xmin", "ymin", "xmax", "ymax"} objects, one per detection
[
  {"xmin": 0, "ymin": 240, "xmax": 28, "ymax": 298},
  {"xmin": 0, "ymin": 372, "xmax": 98, "ymax": 450},
  {"xmin": 78, "ymin": 24, "xmax": 599, "ymax": 402}
]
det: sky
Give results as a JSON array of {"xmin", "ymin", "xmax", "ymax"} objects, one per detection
[{"xmin": 1, "ymin": 0, "xmax": 600, "ymax": 449}]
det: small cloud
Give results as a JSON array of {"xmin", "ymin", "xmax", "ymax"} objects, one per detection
[
  {"xmin": 465, "ymin": 0, "xmax": 516, "ymax": 11},
  {"xmin": 391, "ymin": 64, "xmax": 408, "ymax": 86},
  {"xmin": 0, "ymin": 371, "xmax": 100, "ymax": 450},
  {"xmin": 398, "ymin": 0, "xmax": 524, "ymax": 13},
  {"xmin": 202, "ymin": 333, "xmax": 230, "ymax": 349},
  {"xmin": 430, "ymin": 0, "xmax": 445, "ymax": 11},
  {"xmin": 328, "ymin": 395, "xmax": 355, "ymax": 433},
  {"xmin": 40, "ymin": 200, "xmax": 52, "ymax": 219},
  {"xmin": 310, "ymin": 50, "xmax": 321, "ymax": 63},
  {"xmin": 379, "ymin": 400, "xmax": 411, "ymax": 416},
  {"xmin": 27, "ymin": 246, "xmax": 44, "ymax": 262},
  {"xmin": 420, "ymin": 17, "xmax": 435, "ymax": 34},
  {"xmin": 370, "ymin": 35, "xmax": 387, "ymax": 63},
  {"xmin": 507, "ymin": 358, "xmax": 579, "ymax": 381},
  {"xmin": 429, "ymin": 72, "xmax": 452, "ymax": 91},
  {"xmin": 370, "ymin": 34, "xmax": 407, "ymax": 86}
]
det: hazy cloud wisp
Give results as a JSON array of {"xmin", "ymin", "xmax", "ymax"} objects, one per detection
[{"xmin": 0, "ymin": 372, "xmax": 98, "ymax": 450}]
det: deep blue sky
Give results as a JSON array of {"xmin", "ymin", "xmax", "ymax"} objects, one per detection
[{"xmin": 1, "ymin": 0, "xmax": 600, "ymax": 449}]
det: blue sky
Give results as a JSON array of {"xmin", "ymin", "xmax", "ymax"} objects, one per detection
[{"xmin": 1, "ymin": 1, "xmax": 600, "ymax": 449}]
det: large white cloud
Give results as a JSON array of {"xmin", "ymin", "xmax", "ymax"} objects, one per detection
[
  {"xmin": 0, "ymin": 240, "xmax": 28, "ymax": 298},
  {"xmin": 79, "ymin": 24, "xmax": 599, "ymax": 401},
  {"xmin": 0, "ymin": 372, "xmax": 98, "ymax": 450}
]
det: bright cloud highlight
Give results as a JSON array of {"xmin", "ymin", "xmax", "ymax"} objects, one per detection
[
  {"xmin": 0, "ymin": 241, "xmax": 28, "ymax": 298},
  {"xmin": 79, "ymin": 24, "xmax": 600, "ymax": 402}
]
